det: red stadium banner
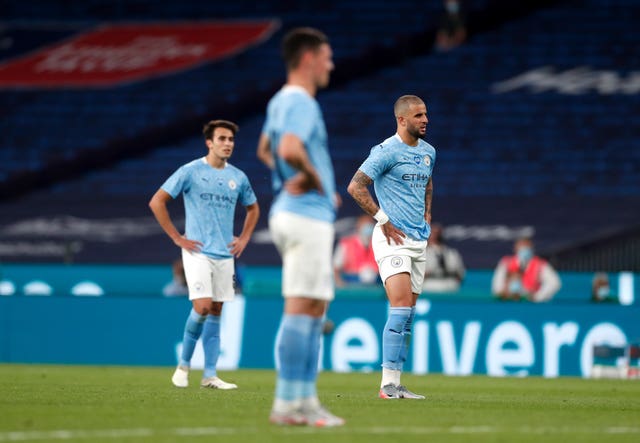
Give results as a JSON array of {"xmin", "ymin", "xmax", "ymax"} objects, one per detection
[{"xmin": 0, "ymin": 21, "xmax": 279, "ymax": 88}]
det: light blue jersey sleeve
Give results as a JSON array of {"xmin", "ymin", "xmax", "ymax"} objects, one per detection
[
  {"xmin": 266, "ymin": 91, "xmax": 318, "ymax": 183},
  {"xmin": 260, "ymin": 118, "xmax": 283, "ymax": 193},
  {"xmin": 359, "ymin": 143, "xmax": 394, "ymax": 183},
  {"xmin": 263, "ymin": 86, "xmax": 336, "ymax": 223},
  {"xmin": 282, "ymin": 94, "xmax": 317, "ymax": 145},
  {"xmin": 238, "ymin": 172, "xmax": 257, "ymax": 207},
  {"xmin": 161, "ymin": 165, "xmax": 189, "ymax": 198}
]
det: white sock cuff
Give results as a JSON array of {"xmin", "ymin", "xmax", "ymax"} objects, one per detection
[{"xmin": 381, "ymin": 368, "xmax": 401, "ymax": 387}]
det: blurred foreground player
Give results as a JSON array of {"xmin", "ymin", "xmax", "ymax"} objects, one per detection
[
  {"xmin": 348, "ymin": 95, "xmax": 436, "ymax": 400},
  {"xmin": 149, "ymin": 119, "xmax": 259, "ymax": 390},
  {"xmin": 257, "ymin": 27, "xmax": 344, "ymax": 426}
]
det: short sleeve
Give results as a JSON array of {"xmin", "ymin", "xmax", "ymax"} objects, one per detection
[
  {"xmin": 239, "ymin": 173, "xmax": 257, "ymax": 207},
  {"xmin": 359, "ymin": 145, "xmax": 391, "ymax": 181},
  {"xmin": 161, "ymin": 166, "xmax": 188, "ymax": 198},
  {"xmin": 283, "ymin": 95, "xmax": 316, "ymax": 145}
]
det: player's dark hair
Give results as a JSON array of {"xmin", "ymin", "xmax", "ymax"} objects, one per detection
[
  {"xmin": 281, "ymin": 27, "xmax": 329, "ymax": 71},
  {"xmin": 203, "ymin": 120, "xmax": 239, "ymax": 140}
]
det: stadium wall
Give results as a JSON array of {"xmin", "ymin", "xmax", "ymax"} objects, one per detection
[
  {"xmin": 1, "ymin": 284, "xmax": 638, "ymax": 377},
  {"xmin": 0, "ymin": 264, "xmax": 637, "ymax": 303}
]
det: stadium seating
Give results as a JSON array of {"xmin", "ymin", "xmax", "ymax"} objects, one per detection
[
  {"xmin": 0, "ymin": 0, "xmax": 459, "ymax": 181},
  {"xmin": 30, "ymin": 0, "xmax": 638, "ymax": 198},
  {"xmin": 1, "ymin": 0, "xmax": 638, "ymax": 269}
]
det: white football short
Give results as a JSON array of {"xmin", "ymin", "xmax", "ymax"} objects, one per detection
[
  {"xmin": 372, "ymin": 224, "xmax": 428, "ymax": 294},
  {"xmin": 269, "ymin": 211, "xmax": 335, "ymax": 301},
  {"xmin": 181, "ymin": 249, "xmax": 235, "ymax": 301}
]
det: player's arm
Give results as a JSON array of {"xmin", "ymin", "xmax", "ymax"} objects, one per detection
[
  {"xmin": 228, "ymin": 202, "xmax": 260, "ymax": 258},
  {"xmin": 148, "ymin": 189, "xmax": 202, "ymax": 252},
  {"xmin": 347, "ymin": 170, "xmax": 378, "ymax": 214},
  {"xmin": 424, "ymin": 177, "xmax": 433, "ymax": 224},
  {"xmin": 278, "ymin": 133, "xmax": 323, "ymax": 195},
  {"xmin": 347, "ymin": 170, "xmax": 405, "ymax": 246},
  {"xmin": 256, "ymin": 133, "xmax": 275, "ymax": 169}
]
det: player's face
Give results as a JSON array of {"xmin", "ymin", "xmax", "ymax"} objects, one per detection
[
  {"xmin": 206, "ymin": 127, "xmax": 235, "ymax": 160},
  {"xmin": 404, "ymin": 102, "xmax": 429, "ymax": 139},
  {"xmin": 310, "ymin": 43, "xmax": 334, "ymax": 89}
]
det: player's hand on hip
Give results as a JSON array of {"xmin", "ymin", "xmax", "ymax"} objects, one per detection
[
  {"xmin": 284, "ymin": 171, "xmax": 324, "ymax": 195},
  {"xmin": 175, "ymin": 236, "xmax": 203, "ymax": 253},
  {"xmin": 228, "ymin": 236, "xmax": 249, "ymax": 258},
  {"xmin": 382, "ymin": 222, "xmax": 406, "ymax": 245}
]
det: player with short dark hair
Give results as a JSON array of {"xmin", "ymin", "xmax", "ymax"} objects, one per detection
[
  {"xmin": 348, "ymin": 95, "xmax": 435, "ymax": 400},
  {"xmin": 203, "ymin": 120, "xmax": 239, "ymax": 140},
  {"xmin": 149, "ymin": 119, "xmax": 259, "ymax": 390},
  {"xmin": 257, "ymin": 27, "xmax": 344, "ymax": 427}
]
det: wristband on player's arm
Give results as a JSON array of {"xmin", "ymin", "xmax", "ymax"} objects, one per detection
[{"xmin": 374, "ymin": 209, "xmax": 389, "ymax": 225}]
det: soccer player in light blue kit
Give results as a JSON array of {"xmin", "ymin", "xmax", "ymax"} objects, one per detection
[
  {"xmin": 256, "ymin": 27, "xmax": 344, "ymax": 427},
  {"xmin": 149, "ymin": 119, "xmax": 259, "ymax": 390},
  {"xmin": 348, "ymin": 95, "xmax": 435, "ymax": 399}
]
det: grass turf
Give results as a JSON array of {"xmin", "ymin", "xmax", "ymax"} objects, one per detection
[{"xmin": 1, "ymin": 364, "xmax": 639, "ymax": 443}]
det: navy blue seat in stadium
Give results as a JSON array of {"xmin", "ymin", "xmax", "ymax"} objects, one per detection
[
  {"xmin": 0, "ymin": 0, "xmax": 454, "ymax": 182},
  {"xmin": 1, "ymin": 0, "xmax": 638, "ymax": 269}
]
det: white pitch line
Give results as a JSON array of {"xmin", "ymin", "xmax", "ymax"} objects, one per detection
[
  {"xmin": 1, "ymin": 425, "xmax": 639, "ymax": 441},
  {"xmin": 0, "ymin": 428, "xmax": 154, "ymax": 442},
  {"xmin": 173, "ymin": 427, "xmax": 246, "ymax": 436}
]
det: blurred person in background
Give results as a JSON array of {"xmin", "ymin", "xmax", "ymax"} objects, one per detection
[
  {"xmin": 162, "ymin": 258, "xmax": 188, "ymax": 297},
  {"xmin": 492, "ymin": 237, "xmax": 561, "ymax": 302},
  {"xmin": 333, "ymin": 214, "xmax": 379, "ymax": 287},
  {"xmin": 591, "ymin": 272, "xmax": 618, "ymax": 303},
  {"xmin": 435, "ymin": 0, "xmax": 467, "ymax": 51},
  {"xmin": 422, "ymin": 222, "xmax": 465, "ymax": 293},
  {"xmin": 501, "ymin": 269, "xmax": 525, "ymax": 301}
]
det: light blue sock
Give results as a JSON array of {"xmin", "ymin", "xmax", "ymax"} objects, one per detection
[
  {"xmin": 381, "ymin": 307, "xmax": 412, "ymax": 371},
  {"xmin": 202, "ymin": 315, "xmax": 221, "ymax": 378},
  {"xmin": 275, "ymin": 314, "xmax": 313, "ymax": 402},
  {"xmin": 275, "ymin": 380, "xmax": 305, "ymax": 402},
  {"xmin": 179, "ymin": 308, "xmax": 207, "ymax": 367},
  {"xmin": 301, "ymin": 317, "xmax": 324, "ymax": 399},
  {"xmin": 398, "ymin": 306, "xmax": 416, "ymax": 364}
]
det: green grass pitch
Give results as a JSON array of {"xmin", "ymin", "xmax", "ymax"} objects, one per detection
[{"xmin": 1, "ymin": 364, "xmax": 639, "ymax": 443}]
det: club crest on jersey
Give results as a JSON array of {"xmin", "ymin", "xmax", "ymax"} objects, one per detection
[
  {"xmin": 228, "ymin": 180, "xmax": 237, "ymax": 190},
  {"xmin": 424, "ymin": 156, "xmax": 431, "ymax": 167}
]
